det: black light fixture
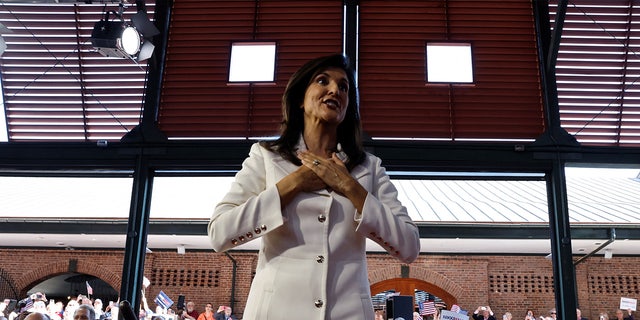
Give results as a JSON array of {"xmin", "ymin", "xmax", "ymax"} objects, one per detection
[{"xmin": 90, "ymin": 2, "xmax": 159, "ymax": 61}]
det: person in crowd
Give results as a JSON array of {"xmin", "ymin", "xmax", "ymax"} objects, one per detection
[
  {"xmin": 77, "ymin": 301, "xmax": 90, "ymax": 311},
  {"xmin": 549, "ymin": 309, "xmax": 557, "ymax": 320},
  {"xmin": 92, "ymin": 300, "xmax": 103, "ymax": 320},
  {"xmin": 208, "ymin": 53, "xmax": 420, "ymax": 319},
  {"xmin": 31, "ymin": 301, "xmax": 47, "ymax": 315},
  {"xmin": 213, "ymin": 307, "xmax": 236, "ymax": 320},
  {"xmin": 24, "ymin": 312, "xmax": 51, "ymax": 320},
  {"xmin": 73, "ymin": 305, "xmax": 95, "ymax": 320},
  {"xmin": 433, "ymin": 308, "xmax": 442, "ymax": 320},
  {"xmin": 139, "ymin": 290, "xmax": 153, "ymax": 319},
  {"xmin": 598, "ymin": 312, "xmax": 609, "ymax": 320},
  {"xmin": 1, "ymin": 301, "xmax": 8, "ymax": 320},
  {"xmin": 63, "ymin": 300, "xmax": 79, "ymax": 320},
  {"xmin": 473, "ymin": 306, "xmax": 497, "ymax": 320},
  {"xmin": 525, "ymin": 310, "xmax": 536, "ymax": 320},
  {"xmin": 577, "ymin": 309, "xmax": 588, "ymax": 320},
  {"xmin": 614, "ymin": 309, "xmax": 633, "ymax": 320},
  {"xmin": 212, "ymin": 307, "xmax": 224, "ymax": 320},
  {"xmin": 105, "ymin": 301, "xmax": 117, "ymax": 320},
  {"xmin": 181, "ymin": 302, "xmax": 198, "ymax": 320},
  {"xmin": 504, "ymin": 312, "xmax": 513, "ymax": 320},
  {"xmin": 195, "ymin": 304, "xmax": 214, "ymax": 320},
  {"xmin": 46, "ymin": 301, "xmax": 62, "ymax": 320}
]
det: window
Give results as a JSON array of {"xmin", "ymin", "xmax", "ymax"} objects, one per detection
[
  {"xmin": 426, "ymin": 43, "xmax": 473, "ymax": 83},
  {"xmin": 228, "ymin": 42, "xmax": 277, "ymax": 82}
]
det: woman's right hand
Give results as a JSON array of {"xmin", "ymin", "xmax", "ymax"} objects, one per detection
[
  {"xmin": 292, "ymin": 165, "xmax": 327, "ymax": 192},
  {"xmin": 276, "ymin": 165, "xmax": 326, "ymax": 207}
]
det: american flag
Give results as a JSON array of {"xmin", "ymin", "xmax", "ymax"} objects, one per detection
[
  {"xmin": 419, "ymin": 301, "xmax": 437, "ymax": 316},
  {"xmin": 451, "ymin": 304, "xmax": 461, "ymax": 313},
  {"xmin": 86, "ymin": 281, "xmax": 93, "ymax": 295},
  {"xmin": 21, "ymin": 298, "xmax": 34, "ymax": 312}
]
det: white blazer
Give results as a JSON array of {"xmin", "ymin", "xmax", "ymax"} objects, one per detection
[{"xmin": 208, "ymin": 141, "xmax": 420, "ymax": 320}]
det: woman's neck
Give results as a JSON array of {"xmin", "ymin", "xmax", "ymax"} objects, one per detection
[{"xmin": 303, "ymin": 126, "xmax": 337, "ymax": 158}]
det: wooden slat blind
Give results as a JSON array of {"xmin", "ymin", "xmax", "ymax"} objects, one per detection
[
  {"xmin": 0, "ymin": 3, "xmax": 151, "ymax": 141},
  {"xmin": 552, "ymin": 0, "xmax": 640, "ymax": 146},
  {"xmin": 158, "ymin": 0, "xmax": 343, "ymax": 138},
  {"xmin": 358, "ymin": 0, "xmax": 544, "ymax": 141}
]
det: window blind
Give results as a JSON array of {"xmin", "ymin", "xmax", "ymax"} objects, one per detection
[
  {"xmin": 0, "ymin": 3, "xmax": 151, "ymax": 141},
  {"xmin": 158, "ymin": 0, "xmax": 343, "ymax": 138},
  {"xmin": 552, "ymin": 0, "xmax": 640, "ymax": 146},
  {"xmin": 358, "ymin": 0, "xmax": 545, "ymax": 141}
]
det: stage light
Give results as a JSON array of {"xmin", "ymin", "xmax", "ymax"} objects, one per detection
[
  {"xmin": 91, "ymin": 11, "xmax": 141, "ymax": 58},
  {"xmin": 90, "ymin": 3, "xmax": 159, "ymax": 61}
]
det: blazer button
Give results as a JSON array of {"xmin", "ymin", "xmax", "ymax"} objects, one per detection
[
  {"xmin": 316, "ymin": 255, "xmax": 324, "ymax": 263},
  {"xmin": 246, "ymin": 232, "xmax": 253, "ymax": 238},
  {"xmin": 239, "ymin": 236, "xmax": 245, "ymax": 242},
  {"xmin": 254, "ymin": 227, "xmax": 261, "ymax": 234},
  {"xmin": 318, "ymin": 214, "xmax": 326, "ymax": 223},
  {"xmin": 314, "ymin": 299, "xmax": 323, "ymax": 308},
  {"xmin": 231, "ymin": 239, "xmax": 238, "ymax": 245},
  {"xmin": 261, "ymin": 224, "xmax": 267, "ymax": 231}
]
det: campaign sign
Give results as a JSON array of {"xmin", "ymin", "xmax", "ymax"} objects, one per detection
[
  {"xmin": 441, "ymin": 309, "xmax": 470, "ymax": 320},
  {"xmin": 620, "ymin": 297, "xmax": 637, "ymax": 311}
]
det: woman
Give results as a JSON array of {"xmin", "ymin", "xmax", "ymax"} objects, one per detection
[
  {"xmin": 208, "ymin": 54, "xmax": 420, "ymax": 319},
  {"xmin": 195, "ymin": 305, "xmax": 214, "ymax": 320},
  {"xmin": 525, "ymin": 310, "xmax": 536, "ymax": 320}
]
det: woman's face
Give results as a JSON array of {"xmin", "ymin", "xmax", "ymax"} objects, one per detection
[{"xmin": 302, "ymin": 67, "xmax": 350, "ymax": 126}]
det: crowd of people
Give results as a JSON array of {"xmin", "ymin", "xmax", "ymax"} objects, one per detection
[
  {"xmin": 0, "ymin": 293, "xmax": 635, "ymax": 320},
  {"xmin": 0, "ymin": 292, "xmax": 112, "ymax": 320},
  {"xmin": 373, "ymin": 304, "xmax": 636, "ymax": 320},
  {"xmin": 0, "ymin": 293, "xmax": 238, "ymax": 320}
]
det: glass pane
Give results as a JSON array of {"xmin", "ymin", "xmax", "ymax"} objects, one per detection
[
  {"xmin": 565, "ymin": 165, "xmax": 640, "ymax": 320},
  {"xmin": 427, "ymin": 43, "xmax": 473, "ymax": 83},
  {"xmin": 228, "ymin": 42, "xmax": 277, "ymax": 82},
  {"xmin": 0, "ymin": 175, "xmax": 132, "ymax": 219},
  {"xmin": 150, "ymin": 176, "xmax": 234, "ymax": 219}
]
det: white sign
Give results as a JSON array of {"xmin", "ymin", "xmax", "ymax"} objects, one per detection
[
  {"xmin": 441, "ymin": 310, "xmax": 470, "ymax": 320},
  {"xmin": 620, "ymin": 297, "xmax": 637, "ymax": 311}
]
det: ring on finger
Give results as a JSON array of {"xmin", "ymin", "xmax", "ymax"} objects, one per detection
[{"xmin": 313, "ymin": 159, "xmax": 320, "ymax": 166}]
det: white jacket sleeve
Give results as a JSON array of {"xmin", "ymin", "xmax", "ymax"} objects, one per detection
[
  {"xmin": 207, "ymin": 143, "xmax": 285, "ymax": 252},
  {"xmin": 354, "ymin": 155, "xmax": 420, "ymax": 263}
]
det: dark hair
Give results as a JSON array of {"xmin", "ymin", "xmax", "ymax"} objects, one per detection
[
  {"xmin": 261, "ymin": 54, "xmax": 365, "ymax": 170},
  {"xmin": 76, "ymin": 304, "xmax": 96, "ymax": 320}
]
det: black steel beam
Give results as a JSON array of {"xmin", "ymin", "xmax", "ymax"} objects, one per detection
[
  {"xmin": 1, "ymin": 140, "xmax": 639, "ymax": 173},
  {"xmin": 2, "ymin": 220, "xmax": 640, "ymax": 241}
]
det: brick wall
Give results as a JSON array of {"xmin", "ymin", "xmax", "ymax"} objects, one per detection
[{"xmin": 1, "ymin": 249, "xmax": 638, "ymax": 320}]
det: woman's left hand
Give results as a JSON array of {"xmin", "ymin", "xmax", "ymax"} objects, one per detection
[
  {"xmin": 298, "ymin": 151, "xmax": 351, "ymax": 194},
  {"xmin": 298, "ymin": 150, "xmax": 368, "ymax": 212}
]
